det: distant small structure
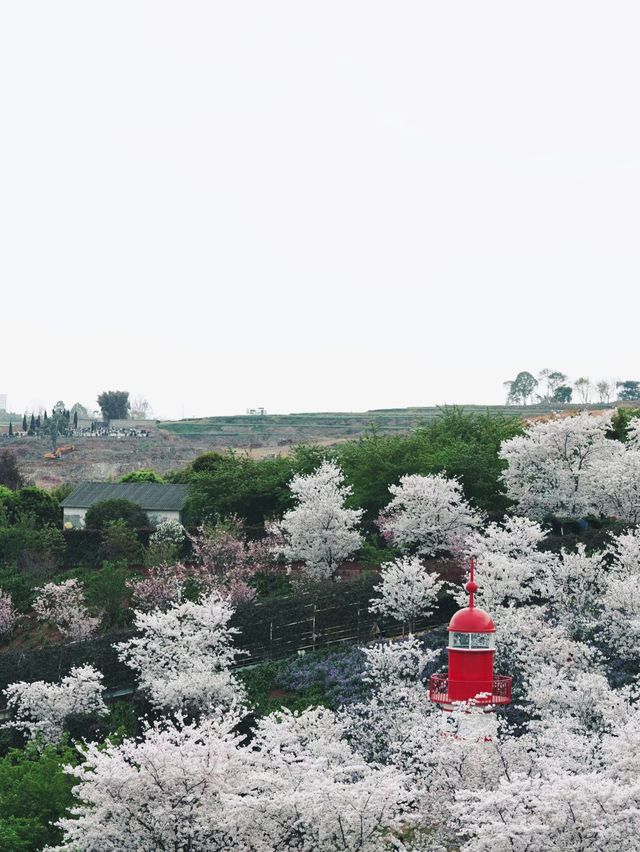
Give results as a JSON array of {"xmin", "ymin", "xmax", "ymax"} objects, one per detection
[
  {"xmin": 60, "ymin": 482, "xmax": 189, "ymax": 529},
  {"xmin": 246, "ymin": 407, "xmax": 267, "ymax": 416}
]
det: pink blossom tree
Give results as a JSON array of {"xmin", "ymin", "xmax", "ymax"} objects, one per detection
[
  {"xmin": 188, "ymin": 517, "xmax": 272, "ymax": 603},
  {"xmin": 33, "ymin": 579, "xmax": 101, "ymax": 641},
  {"xmin": 0, "ymin": 590, "xmax": 17, "ymax": 637}
]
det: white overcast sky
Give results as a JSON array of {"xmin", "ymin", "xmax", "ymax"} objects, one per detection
[{"xmin": 1, "ymin": 2, "xmax": 638, "ymax": 419}]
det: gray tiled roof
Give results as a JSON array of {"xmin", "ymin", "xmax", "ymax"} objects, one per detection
[{"xmin": 61, "ymin": 482, "xmax": 188, "ymax": 511}]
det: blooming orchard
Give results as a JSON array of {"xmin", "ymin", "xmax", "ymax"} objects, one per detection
[{"xmin": 5, "ymin": 416, "xmax": 640, "ymax": 850}]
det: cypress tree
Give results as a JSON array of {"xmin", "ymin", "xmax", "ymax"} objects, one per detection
[
  {"xmin": 44, "ymin": 410, "xmax": 48, "ymax": 421},
  {"xmin": 73, "ymin": 410, "xmax": 78, "ymax": 428},
  {"xmin": 30, "ymin": 413, "xmax": 35, "ymax": 431},
  {"xmin": 22, "ymin": 414, "xmax": 27, "ymax": 432},
  {"xmin": 8, "ymin": 422, "xmax": 13, "ymax": 437}
]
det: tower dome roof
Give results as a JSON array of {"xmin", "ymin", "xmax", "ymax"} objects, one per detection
[
  {"xmin": 449, "ymin": 606, "xmax": 496, "ymax": 633},
  {"xmin": 448, "ymin": 558, "xmax": 496, "ymax": 633}
]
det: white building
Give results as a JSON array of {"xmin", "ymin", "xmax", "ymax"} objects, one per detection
[{"xmin": 60, "ymin": 481, "xmax": 188, "ymax": 528}]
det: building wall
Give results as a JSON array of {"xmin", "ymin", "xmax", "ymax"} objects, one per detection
[{"xmin": 63, "ymin": 507, "xmax": 182, "ymax": 529}]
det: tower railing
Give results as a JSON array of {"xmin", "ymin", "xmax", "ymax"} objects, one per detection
[{"xmin": 429, "ymin": 673, "xmax": 512, "ymax": 706}]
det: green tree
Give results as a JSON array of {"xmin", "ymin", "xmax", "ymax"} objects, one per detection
[
  {"xmin": 22, "ymin": 414, "xmax": 27, "ymax": 432},
  {"xmin": 0, "ymin": 741, "xmax": 77, "ymax": 851},
  {"xmin": 97, "ymin": 390, "xmax": 130, "ymax": 421},
  {"xmin": 8, "ymin": 487, "xmax": 60, "ymax": 527},
  {"xmin": 609, "ymin": 407, "xmax": 640, "ymax": 441},
  {"xmin": 185, "ymin": 452, "xmax": 295, "ymax": 527},
  {"xmin": 8, "ymin": 422, "xmax": 12, "ymax": 437},
  {"xmin": 40, "ymin": 412, "xmax": 69, "ymax": 451},
  {"xmin": 506, "ymin": 371, "xmax": 538, "ymax": 405},
  {"xmin": 337, "ymin": 409, "xmax": 522, "ymax": 526},
  {"xmin": 190, "ymin": 452, "xmax": 226, "ymax": 474},
  {"xmin": 85, "ymin": 499, "xmax": 149, "ymax": 531},
  {"xmin": 99, "ymin": 520, "xmax": 144, "ymax": 565},
  {"xmin": 616, "ymin": 380, "xmax": 640, "ymax": 401},
  {"xmin": 85, "ymin": 560, "xmax": 132, "ymax": 626},
  {"xmin": 0, "ymin": 450, "xmax": 25, "ymax": 490},
  {"xmin": 120, "ymin": 469, "xmax": 164, "ymax": 483},
  {"xmin": 538, "ymin": 369, "xmax": 568, "ymax": 401},
  {"xmin": 73, "ymin": 410, "xmax": 78, "ymax": 429},
  {"xmin": 552, "ymin": 385, "xmax": 573, "ymax": 403}
]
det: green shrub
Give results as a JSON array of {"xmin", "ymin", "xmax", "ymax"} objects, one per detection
[
  {"xmin": 249, "ymin": 571, "xmax": 294, "ymax": 599},
  {"xmin": 120, "ymin": 469, "xmax": 164, "ymax": 483},
  {"xmin": 0, "ymin": 515, "xmax": 65, "ymax": 573},
  {"xmin": 7, "ymin": 487, "xmax": 60, "ymax": 527},
  {"xmin": 99, "ymin": 521, "xmax": 144, "ymax": 565},
  {"xmin": 85, "ymin": 561, "xmax": 132, "ymax": 628},
  {"xmin": 609, "ymin": 406, "xmax": 640, "ymax": 442},
  {"xmin": 0, "ymin": 740, "xmax": 77, "ymax": 851},
  {"xmin": 85, "ymin": 499, "xmax": 149, "ymax": 531}
]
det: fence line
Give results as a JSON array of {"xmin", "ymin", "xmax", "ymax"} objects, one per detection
[{"xmin": 0, "ymin": 583, "xmax": 456, "ymax": 705}]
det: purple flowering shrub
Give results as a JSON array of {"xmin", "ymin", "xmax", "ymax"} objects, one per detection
[
  {"xmin": 276, "ymin": 646, "xmax": 369, "ymax": 708},
  {"xmin": 275, "ymin": 629, "xmax": 448, "ymax": 709}
]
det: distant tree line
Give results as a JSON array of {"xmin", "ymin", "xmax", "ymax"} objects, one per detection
[{"xmin": 503, "ymin": 369, "xmax": 640, "ymax": 406}]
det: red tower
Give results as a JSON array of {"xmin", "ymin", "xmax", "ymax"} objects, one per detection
[{"xmin": 429, "ymin": 560, "xmax": 511, "ymax": 709}]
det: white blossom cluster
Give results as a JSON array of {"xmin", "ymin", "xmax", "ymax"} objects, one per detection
[
  {"xmin": 33, "ymin": 579, "xmax": 101, "ymax": 641},
  {"xmin": 4, "ymin": 664, "xmax": 105, "ymax": 743},
  {"xmin": 270, "ymin": 460, "xmax": 364, "ymax": 580},
  {"xmin": 369, "ymin": 555, "xmax": 445, "ymax": 631},
  {"xmin": 115, "ymin": 591, "xmax": 247, "ymax": 714},
  {"xmin": 500, "ymin": 411, "xmax": 640, "ymax": 523},
  {"xmin": 378, "ymin": 472, "xmax": 482, "ymax": 556}
]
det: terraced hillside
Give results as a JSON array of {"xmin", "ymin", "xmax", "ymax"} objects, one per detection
[
  {"xmin": 158, "ymin": 403, "xmax": 615, "ymax": 446},
  {"xmin": 1, "ymin": 402, "xmax": 618, "ymax": 487}
]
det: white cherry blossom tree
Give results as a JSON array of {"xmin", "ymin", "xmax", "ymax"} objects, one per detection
[
  {"xmin": 369, "ymin": 556, "xmax": 444, "ymax": 631},
  {"xmin": 627, "ymin": 416, "xmax": 640, "ymax": 449},
  {"xmin": 52, "ymin": 712, "xmax": 250, "ymax": 851},
  {"xmin": 459, "ymin": 516, "xmax": 556, "ymax": 610},
  {"xmin": 589, "ymin": 441, "xmax": 640, "ymax": 524},
  {"xmin": 499, "ymin": 411, "xmax": 617, "ymax": 519},
  {"xmin": 378, "ymin": 473, "xmax": 481, "ymax": 556},
  {"xmin": 115, "ymin": 592, "xmax": 246, "ymax": 714},
  {"xmin": 52, "ymin": 708, "xmax": 414, "ymax": 851},
  {"xmin": 271, "ymin": 461, "xmax": 363, "ymax": 580},
  {"xmin": 4, "ymin": 665, "xmax": 105, "ymax": 743}
]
